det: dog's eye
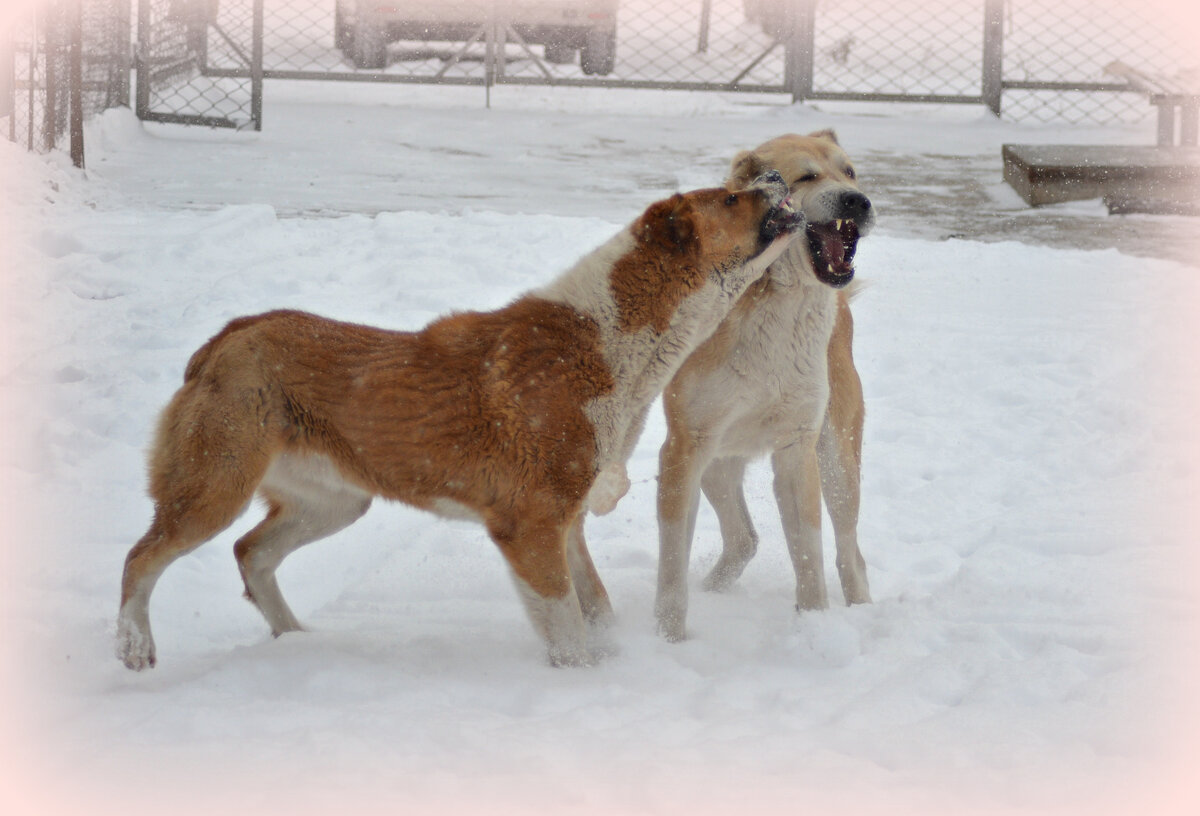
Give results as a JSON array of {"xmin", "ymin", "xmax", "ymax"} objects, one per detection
[
  {"xmin": 724, "ymin": 194, "xmax": 739, "ymax": 206},
  {"xmin": 796, "ymin": 173, "xmax": 819, "ymax": 183},
  {"xmin": 844, "ymin": 167, "xmax": 856, "ymax": 180}
]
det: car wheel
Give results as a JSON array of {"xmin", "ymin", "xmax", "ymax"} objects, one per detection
[
  {"xmin": 334, "ymin": 4, "xmax": 351, "ymax": 51},
  {"xmin": 352, "ymin": 20, "xmax": 388, "ymax": 70},
  {"xmin": 580, "ymin": 31, "xmax": 615, "ymax": 76}
]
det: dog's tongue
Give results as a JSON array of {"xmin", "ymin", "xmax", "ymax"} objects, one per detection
[{"xmin": 814, "ymin": 225, "xmax": 847, "ymax": 268}]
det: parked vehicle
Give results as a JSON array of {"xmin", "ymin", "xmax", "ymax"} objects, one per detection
[{"xmin": 335, "ymin": 0, "xmax": 619, "ymax": 74}]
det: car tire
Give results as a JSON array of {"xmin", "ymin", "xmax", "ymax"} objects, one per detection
[
  {"xmin": 580, "ymin": 30, "xmax": 615, "ymax": 76},
  {"xmin": 334, "ymin": 4, "xmax": 351, "ymax": 51},
  {"xmin": 352, "ymin": 20, "xmax": 388, "ymax": 70}
]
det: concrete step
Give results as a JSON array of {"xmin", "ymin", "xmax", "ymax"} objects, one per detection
[{"xmin": 1002, "ymin": 144, "xmax": 1200, "ymax": 214}]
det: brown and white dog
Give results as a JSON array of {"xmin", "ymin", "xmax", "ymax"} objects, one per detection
[
  {"xmin": 116, "ymin": 173, "xmax": 803, "ymax": 670},
  {"xmin": 654, "ymin": 131, "xmax": 874, "ymax": 641}
]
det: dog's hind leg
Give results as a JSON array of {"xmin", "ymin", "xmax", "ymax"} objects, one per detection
[
  {"xmin": 234, "ymin": 455, "xmax": 373, "ymax": 636},
  {"xmin": 699, "ymin": 455, "xmax": 758, "ymax": 593},
  {"xmin": 772, "ymin": 439, "xmax": 829, "ymax": 611},
  {"xmin": 817, "ymin": 412, "xmax": 870, "ymax": 605},
  {"xmin": 118, "ymin": 515, "xmax": 234, "ymax": 672},
  {"xmin": 117, "ymin": 385, "xmax": 274, "ymax": 671},
  {"xmin": 565, "ymin": 513, "xmax": 614, "ymax": 628},
  {"xmin": 819, "ymin": 297, "xmax": 870, "ymax": 605}
]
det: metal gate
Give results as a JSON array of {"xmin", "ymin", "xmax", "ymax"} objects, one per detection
[
  {"xmin": 135, "ymin": 0, "xmax": 263, "ymax": 130},
  {"xmin": 255, "ymin": 0, "xmax": 795, "ymax": 93},
  {"xmin": 489, "ymin": 0, "xmax": 796, "ymax": 92},
  {"xmin": 113, "ymin": 0, "xmax": 1197, "ymax": 129}
]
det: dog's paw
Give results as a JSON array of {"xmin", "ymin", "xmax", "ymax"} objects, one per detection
[
  {"xmin": 701, "ymin": 551, "xmax": 753, "ymax": 593},
  {"xmin": 115, "ymin": 617, "xmax": 156, "ymax": 671},
  {"xmin": 657, "ymin": 623, "xmax": 687, "ymax": 643},
  {"xmin": 701, "ymin": 564, "xmax": 738, "ymax": 593},
  {"xmin": 654, "ymin": 611, "xmax": 688, "ymax": 644},
  {"xmin": 586, "ymin": 464, "xmax": 630, "ymax": 516},
  {"xmin": 547, "ymin": 644, "xmax": 599, "ymax": 668}
]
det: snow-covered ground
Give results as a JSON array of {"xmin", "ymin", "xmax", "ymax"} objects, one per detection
[{"xmin": 2, "ymin": 83, "xmax": 1199, "ymax": 815}]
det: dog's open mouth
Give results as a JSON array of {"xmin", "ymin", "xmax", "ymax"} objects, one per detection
[
  {"xmin": 807, "ymin": 218, "xmax": 860, "ymax": 288},
  {"xmin": 760, "ymin": 194, "xmax": 805, "ymax": 244}
]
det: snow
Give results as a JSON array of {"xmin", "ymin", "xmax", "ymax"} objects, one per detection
[{"xmin": 2, "ymin": 81, "xmax": 1200, "ymax": 815}]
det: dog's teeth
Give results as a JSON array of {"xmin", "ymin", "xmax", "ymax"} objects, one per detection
[
  {"xmin": 827, "ymin": 264, "xmax": 834, "ymax": 274},
  {"xmin": 835, "ymin": 219, "xmax": 843, "ymax": 229}
]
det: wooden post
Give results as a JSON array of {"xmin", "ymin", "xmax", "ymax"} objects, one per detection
[
  {"xmin": 1156, "ymin": 102, "xmax": 1175, "ymax": 146},
  {"xmin": 1181, "ymin": 101, "xmax": 1198, "ymax": 146}
]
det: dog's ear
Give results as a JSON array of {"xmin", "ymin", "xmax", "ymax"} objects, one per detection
[
  {"xmin": 726, "ymin": 149, "xmax": 769, "ymax": 190},
  {"xmin": 638, "ymin": 194, "xmax": 696, "ymax": 252},
  {"xmin": 808, "ymin": 128, "xmax": 840, "ymax": 144}
]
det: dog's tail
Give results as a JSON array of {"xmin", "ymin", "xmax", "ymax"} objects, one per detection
[{"xmin": 842, "ymin": 278, "xmax": 868, "ymax": 303}]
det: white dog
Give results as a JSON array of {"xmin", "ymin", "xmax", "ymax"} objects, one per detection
[{"xmin": 655, "ymin": 131, "xmax": 874, "ymax": 641}]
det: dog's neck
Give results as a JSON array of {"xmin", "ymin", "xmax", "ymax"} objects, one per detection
[
  {"xmin": 766, "ymin": 242, "xmax": 835, "ymax": 292},
  {"xmin": 535, "ymin": 226, "xmax": 779, "ymax": 468},
  {"xmin": 735, "ymin": 243, "xmax": 841, "ymax": 345}
]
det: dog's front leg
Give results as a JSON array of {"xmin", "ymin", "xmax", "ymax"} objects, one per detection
[
  {"xmin": 771, "ymin": 440, "xmax": 830, "ymax": 611},
  {"xmin": 494, "ymin": 512, "xmax": 594, "ymax": 667},
  {"xmin": 655, "ymin": 432, "xmax": 709, "ymax": 641}
]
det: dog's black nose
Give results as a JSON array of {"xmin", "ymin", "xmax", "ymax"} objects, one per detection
[
  {"xmin": 839, "ymin": 191, "xmax": 872, "ymax": 222},
  {"xmin": 759, "ymin": 170, "xmax": 784, "ymax": 186}
]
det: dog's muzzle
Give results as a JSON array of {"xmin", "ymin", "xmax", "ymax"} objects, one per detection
[
  {"xmin": 807, "ymin": 189, "xmax": 872, "ymax": 289},
  {"xmin": 750, "ymin": 170, "xmax": 805, "ymax": 244}
]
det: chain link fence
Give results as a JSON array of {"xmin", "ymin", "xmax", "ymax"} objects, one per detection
[
  {"xmin": 135, "ymin": 0, "xmax": 261, "ymax": 129},
  {"xmin": 252, "ymin": 0, "xmax": 1197, "ymax": 119},
  {"xmin": 810, "ymin": 0, "xmax": 984, "ymax": 100},
  {"xmin": 4, "ymin": 0, "xmax": 130, "ymax": 159},
  {"xmin": 255, "ymin": 0, "xmax": 789, "ymax": 90},
  {"xmin": 5, "ymin": 0, "xmax": 1198, "ymax": 157},
  {"xmin": 1001, "ymin": 0, "xmax": 1196, "ymax": 124}
]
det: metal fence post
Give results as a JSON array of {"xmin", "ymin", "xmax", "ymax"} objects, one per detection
[
  {"xmin": 134, "ymin": 0, "xmax": 149, "ymax": 121},
  {"xmin": 251, "ymin": 0, "xmax": 263, "ymax": 131},
  {"xmin": 786, "ymin": 0, "xmax": 816, "ymax": 103},
  {"xmin": 116, "ymin": 0, "xmax": 132, "ymax": 109},
  {"xmin": 43, "ymin": 4, "xmax": 59, "ymax": 151},
  {"xmin": 25, "ymin": 13, "xmax": 37, "ymax": 148},
  {"xmin": 484, "ymin": 0, "xmax": 496, "ymax": 107},
  {"xmin": 69, "ymin": 0, "xmax": 84, "ymax": 167},
  {"xmin": 1, "ymin": 28, "xmax": 13, "ymax": 125},
  {"xmin": 982, "ymin": 0, "xmax": 1004, "ymax": 116}
]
